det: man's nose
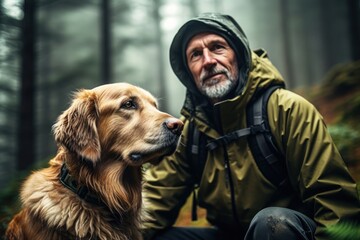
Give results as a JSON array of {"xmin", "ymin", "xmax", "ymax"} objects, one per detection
[{"xmin": 203, "ymin": 49, "xmax": 217, "ymax": 67}]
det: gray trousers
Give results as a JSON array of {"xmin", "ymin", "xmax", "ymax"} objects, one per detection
[{"xmin": 153, "ymin": 207, "xmax": 316, "ymax": 240}]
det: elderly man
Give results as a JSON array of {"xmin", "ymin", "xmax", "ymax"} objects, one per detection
[{"xmin": 142, "ymin": 13, "xmax": 360, "ymax": 240}]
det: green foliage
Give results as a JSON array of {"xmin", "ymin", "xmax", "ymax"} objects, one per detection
[
  {"xmin": 340, "ymin": 94, "xmax": 360, "ymax": 125},
  {"xmin": 328, "ymin": 124, "xmax": 360, "ymax": 152},
  {"xmin": 328, "ymin": 124, "xmax": 360, "ymax": 164},
  {"xmin": 322, "ymin": 61, "xmax": 360, "ymax": 96},
  {"xmin": 326, "ymin": 221, "xmax": 360, "ymax": 240},
  {"xmin": 321, "ymin": 61, "xmax": 360, "ymax": 165}
]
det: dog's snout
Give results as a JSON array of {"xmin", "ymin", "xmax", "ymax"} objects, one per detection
[{"xmin": 164, "ymin": 118, "xmax": 184, "ymax": 136}]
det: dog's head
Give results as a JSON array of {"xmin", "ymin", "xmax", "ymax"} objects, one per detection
[{"xmin": 52, "ymin": 83, "xmax": 183, "ymax": 166}]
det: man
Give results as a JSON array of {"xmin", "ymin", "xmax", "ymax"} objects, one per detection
[{"xmin": 142, "ymin": 13, "xmax": 360, "ymax": 240}]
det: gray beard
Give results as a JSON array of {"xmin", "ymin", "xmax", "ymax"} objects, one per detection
[
  {"xmin": 199, "ymin": 68, "xmax": 238, "ymax": 100},
  {"xmin": 202, "ymin": 79, "xmax": 236, "ymax": 99}
]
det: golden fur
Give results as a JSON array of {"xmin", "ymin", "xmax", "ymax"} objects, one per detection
[{"xmin": 5, "ymin": 83, "xmax": 183, "ymax": 240}]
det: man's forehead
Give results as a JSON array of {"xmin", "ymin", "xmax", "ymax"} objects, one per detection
[{"xmin": 187, "ymin": 32, "xmax": 227, "ymax": 48}]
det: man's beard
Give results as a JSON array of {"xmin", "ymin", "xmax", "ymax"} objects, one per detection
[{"xmin": 199, "ymin": 67, "xmax": 238, "ymax": 100}]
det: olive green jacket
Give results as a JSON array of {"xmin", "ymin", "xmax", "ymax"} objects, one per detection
[
  {"xmin": 142, "ymin": 13, "xmax": 360, "ymax": 240},
  {"xmin": 142, "ymin": 51, "xmax": 359, "ymax": 239}
]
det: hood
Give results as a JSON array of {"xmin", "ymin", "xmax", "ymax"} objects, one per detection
[
  {"xmin": 170, "ymin": 13, "xmax": 285, "ymax": 125},
  {"xmin": 170, "ymin": 13, "xmax": 252, "ymax": 100}
]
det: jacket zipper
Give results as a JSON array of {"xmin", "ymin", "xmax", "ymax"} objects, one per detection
[
  {"xmin": 223, "ymin": 147, "xmax": 239, "ymax": 223},
  {"xmin": 213, "ymin": 106, "xmax": 239, "ymax": 222}
]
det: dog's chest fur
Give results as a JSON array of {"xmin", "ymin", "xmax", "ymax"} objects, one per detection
[{"xmin": 19, "ymin": 164, "xmax": 142, "ymax": 240}]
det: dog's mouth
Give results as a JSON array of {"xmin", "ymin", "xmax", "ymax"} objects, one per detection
[{"xmin": 128, "ymin": 135, "xmax": 180, "ymax": 165}]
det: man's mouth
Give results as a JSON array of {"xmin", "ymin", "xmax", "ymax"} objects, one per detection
[
  {"xmin": 201, "ymin": 68, "xmax": 228, "ymax": 83},
  {"xmin": 202, "ymin": 73, "xmax": 224, "ymax": 85}
]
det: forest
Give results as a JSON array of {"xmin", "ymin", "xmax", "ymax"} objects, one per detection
[{"xmin": 0, "ymin": 0, "xmax": 359, "ymax": 238}]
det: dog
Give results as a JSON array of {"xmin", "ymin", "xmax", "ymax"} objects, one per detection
[{"xmin": 5, "ymin": 83, "xmax": 183, "ymax": 240}]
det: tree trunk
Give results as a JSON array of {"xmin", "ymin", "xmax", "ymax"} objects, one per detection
[
  {"xmin": 153, "ymin": 0, "xmax": 168, "ymax": 112},
  {"xmin": 279, "ymin": 0, "xmax": 294, "ymax": 88},
  {"xmin": 347, "ymin": 0, "xmax": 360, "ymax": 61},
  {"xmin": 101, "ymin": 0, "xmax": 112, "ymax": 84},
  {"xmin": 17, "ymin": 0, "xmax": 36, "ymax": 170}
]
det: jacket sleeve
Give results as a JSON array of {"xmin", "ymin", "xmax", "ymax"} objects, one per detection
[
  {"xmin": 269, "ymin": 89, "xmax": 360, "ymax": 240},
  {"xmin": 142, "ymin": 120, "xmax": 194, "ymax": 240}
]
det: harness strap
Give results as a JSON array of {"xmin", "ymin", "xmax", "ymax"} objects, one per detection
[
  {"xmin": 191, "ymin": 125, "xmax": 200, "ymax": 221},
  {"xmin": 191, "ymin": 124, "xmax": 200, "ymax": 155},
  {"xmin": 206, "ymin": 123, "xmax": 268, "ymax": 151},
  {"xmin": 60, "ymin": 164, "xmax": 104, "ymax": 206},
  {"xmin": 59, "ymin": 163, "xmax": 125, "ymax": 229},
  {"xmin": 248, "ymin": 85, "xmax": 286, "ymax": 186},
  {"xmin": 252, "ymin": 91, "xmax": 280, "ymax": 165}
]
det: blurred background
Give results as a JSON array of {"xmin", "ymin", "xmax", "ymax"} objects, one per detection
[{"xmin": 0, "ymin": 0, "xmax": 359, "ymax": 233}]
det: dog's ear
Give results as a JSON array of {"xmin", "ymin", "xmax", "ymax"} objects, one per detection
[{"xmin": 52, "ymin": 89, "xmax": 101, "ymax": 164}]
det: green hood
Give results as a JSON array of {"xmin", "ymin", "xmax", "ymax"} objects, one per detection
[
  {"xmin": 170, "ymin": 13, "xmax": 285, "ymax": 119},
  {"xmin": 170, "ymin": 13, "xmax": 252, "ymax": 100}
]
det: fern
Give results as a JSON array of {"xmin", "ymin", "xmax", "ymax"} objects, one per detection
[{"xmin": 326, "ymin": 221, "xmax": 360, "ymax": 240}]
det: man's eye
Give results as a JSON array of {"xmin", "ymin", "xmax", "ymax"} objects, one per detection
[
  {"xmin": 191, "ymin": 51, "xmax": 202, "ymax": 60},
  {"xmin": 193, "ymin": 51, "xmax": 201, "ymax": 57},
  {"xmin": 121, "ymin": 100, "xmax": 137, "ymax": 109},
  {"xmin": 212, "ymin": 44, "xmax": 224, "ymax": 51}
]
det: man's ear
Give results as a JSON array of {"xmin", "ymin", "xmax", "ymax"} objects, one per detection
[{"xmin": 52, "ymin": 89, "xmax": 101, "ymax": 164}]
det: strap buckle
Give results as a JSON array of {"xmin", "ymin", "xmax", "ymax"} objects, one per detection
[
  {"xmin": 206, "ymin": 128, "xmax": 252, "ymax": 151},
  {"xmin": 250, "ymin": 122, "xmax": 268, "ymax": 134}
]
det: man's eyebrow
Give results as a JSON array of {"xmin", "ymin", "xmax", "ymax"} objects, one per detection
[
  {"xmin": 210, "ymin": 39, "xmax": 228, "ymax": 45},
  {"xmin": 186, "ymin": 38, "xmax": 228, "ymax": 55},
  {"xmin": 186, "ymin": 46, "xmax": 199, "ymax": 56}
]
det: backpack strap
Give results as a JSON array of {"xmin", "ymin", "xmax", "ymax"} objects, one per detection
[
  {"xmin": 188, "ymin": 121, "xmax": 207, "ymax": 186},
  {"xmin": 187, "ymin": 120, "xmax": 208, "ymax": 221},
  {"xmin": 247, "ymin": 85, "xmax": 286, "ymax": 186}
]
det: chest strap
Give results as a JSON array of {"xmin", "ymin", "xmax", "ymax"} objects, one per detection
[{"xmin": 206, "ymin": 123, "xmax": 268, "ymax": 151}]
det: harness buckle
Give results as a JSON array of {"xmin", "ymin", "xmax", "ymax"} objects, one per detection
[{"xmin": 250, "ymin": 122, "xmax": 268, "ymax": 134}]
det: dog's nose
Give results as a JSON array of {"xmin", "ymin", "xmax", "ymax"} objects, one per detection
[{"xmin": 164, "ymin": 118, "xmax": 184, "ymax": 136}]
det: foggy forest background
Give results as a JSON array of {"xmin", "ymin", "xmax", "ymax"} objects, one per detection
[{"xmin": 0, "ymin": 0, "xmax": 360, "ymax": 232}]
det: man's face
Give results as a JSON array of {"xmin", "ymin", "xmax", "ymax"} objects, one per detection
[{"xmin": 186, "ymin": 33, "xmax": 239, "ymax": 103}]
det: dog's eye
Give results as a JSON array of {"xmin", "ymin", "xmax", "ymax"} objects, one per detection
[{"xmin": 121, "ymin": 100, "xmax": 137, "ymax": 109}]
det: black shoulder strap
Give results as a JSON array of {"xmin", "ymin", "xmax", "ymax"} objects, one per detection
[
  {"xmin": 187, "ymin": 120, "xmax": 207, "ymax": 221},
  {"xmin": 187, "ymin": 121, "xmax": 208, "ymax": 186},
  {"xmin": 247, "ymin": 85, "xmax": 286, "ymax": 186}
]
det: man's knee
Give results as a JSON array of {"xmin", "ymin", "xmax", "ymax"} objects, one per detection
[
  {"xmin": 250, "ymin": 207, "xmax": 291, "ymax": 234},
  {"xmin": 245, "ymin": 207, "xmax": 315, "ymax": 240}
]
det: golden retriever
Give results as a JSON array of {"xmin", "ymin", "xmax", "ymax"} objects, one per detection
[{"xmin": 5, "ymin": 83, "xmax": 183, "ymax": 240}]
